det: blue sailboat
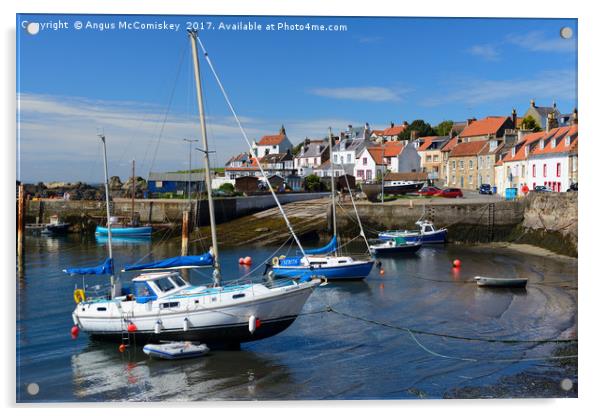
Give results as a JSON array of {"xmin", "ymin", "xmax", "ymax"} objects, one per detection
[{"xmin": 271, "ymin": 128, "xmax": 374, "ymax": 281}]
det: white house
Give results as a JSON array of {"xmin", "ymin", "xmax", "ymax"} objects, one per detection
[
  {"xmin": 332, "ymin": 137, "xmax": 371, "ymax": 176},
  {"xmin": 294, "ymin": 139, "xmax": 329, "ymax": 177},
  {"xmin": 252, "ymin": 125, "xmax": 293, "ymax": 157},
  {"xmin": 354, "ymin": 147, "xmax": 386, "ymax": 182},
  {"xmin": 382, "ymin": 141, "xmax": 421, "ymax": 173},
  {"xmin": 527, "ymin": 125, "xmax": 578, "ymax": 192}
]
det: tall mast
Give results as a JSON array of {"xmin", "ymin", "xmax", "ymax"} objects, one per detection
[
  {"xmin": 189, "ymin": 30, "xmax": 220, "ymax": 286},
  {"xmin": 328, "ymin": 128, "xmax": 337, "ymax": 255},
  {"xmin": 131, "ymin": 159, "xmax": 135, "ymax": 225},
  {"xmin": 99, "ymin": 134, "xmax": 114, "ymax": 290}
]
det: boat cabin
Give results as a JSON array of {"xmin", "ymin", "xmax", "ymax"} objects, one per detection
[
  {"xmin": 131, "ymin": 272, "xmax": 191, "ymax": 303},
  {"xmin": 416, "ymin": 220, "xmax": 436, "ymax": 233}
]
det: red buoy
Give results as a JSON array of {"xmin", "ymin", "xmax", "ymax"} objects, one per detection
[
  {"xmin": 379, "ymin": 269, "xmax": 385, "ymax": 276},
  {"xmin": 255, "ymin": 318, "xmax": 262, "ymax": 329},
  {"xmin": 118, "ymin": 344, "xmax": 127, "ymax": 353},
  {"xmin": 244, "ymin": 256, "xmax": 252, "ymax": 265},
  {"xmin": 453, "ymin": 259, "xmax": 461, "ymax": 268},
  {"xmin": 127, "ymin": 323, "xmax": 137, "ymax": 332},
  {"xmin": 70, "ymin": 325, "xmax": 79, "ymax": 338},
  {"xmin": 238, "ymin": 257, "xmax": 244, "ymax": 265}
]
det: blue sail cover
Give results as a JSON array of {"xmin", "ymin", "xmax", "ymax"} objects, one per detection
[
  {"xmin": 123, "ymin": 252, "xmax": 213, "ymax": 271},
  {"xmin": 305, "ymin": 235, "xmax": 337, "ymax": 255},
  {"xmin": 63, "ymin": 257, "xmax": 114, "ymax": 275}
]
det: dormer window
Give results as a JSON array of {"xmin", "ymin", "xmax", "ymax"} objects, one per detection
[
  {"xmin": 540, "ymin": 140, "xmax": 544, "ymax": 150},
  {"xmin": 511, "ymin": 147, "xmax": 516, "ymax": 157},
  {"xmin": 552, "ymin": 139, "xmax": 556, "ymax": 148},
  {"xmin": 565, "ymin": 135, "xmax": 571, "ymax": 146},
  {"xmin": 524, "ymin": 146, "xmax": 528, "ymax": 157}
]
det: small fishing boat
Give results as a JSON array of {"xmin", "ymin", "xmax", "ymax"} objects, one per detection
[
  {"xmin": 369, "ymin": 237, "xmax": 422, "ymax": 255},
  {"xmin": 27, "ymin": 215, "xmax": 70, "ymax": 235},
  {"xmin": 474, "ymin": 276, "xmax": 528, "ymax": 288},
  {"xmin": 143, "ymin": 342, "xmax": 210, "ymax": 360},
  {"xmin": 378, "ymin": 220, "xmax": 447, "ymax": 244},
  {"xmin": 95, "ymin": 225, "xmax": 152, "ymax": 237}
]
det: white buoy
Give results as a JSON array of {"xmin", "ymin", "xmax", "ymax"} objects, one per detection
[
  {"xmin": 154, "ymin": 320, "xmax": 162, "ymax": 334},
  {"xmin": 248, "ymin": 315, "xmax": 256, "ymax": 334},
  {"xmin": 183, "ymin": 317, "xmax": 190, "ymax": 331}
]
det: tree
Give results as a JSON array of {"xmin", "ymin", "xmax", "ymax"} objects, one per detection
[
  {"xmin": 398, "ymin": 120, "xmax": 437, "ymax": 141},
  {"xmin": 219, "ymin": 182, "xmax": 235, "ymax": 193},
  {"xmin": 435, "ymin": 120, "xmax": 454, "ymax": 136},
  {"xmin": 304, "ymin": 174, "xmax": 322, "ymax": 192},
  {"xmin": 521, "ymin": 115, "xmax": 541, "ymax": 132}
]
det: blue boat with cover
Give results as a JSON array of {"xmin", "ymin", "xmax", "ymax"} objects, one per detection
[
  {"xmin": 95, "ymin": 225, "xmax": 152, "ymax": 237},
  {"xmin": 271, "ymin": 128, "xmax": 374, "ymax": 281}
]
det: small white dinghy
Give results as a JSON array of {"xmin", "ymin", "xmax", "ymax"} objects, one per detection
[
  {"xmin": 474, "ymin": 276, "xmax": 528, "ymax": 288},
  {"xmin": 143, "ymin": 342, "xmax": 210, "ymax": 360}
]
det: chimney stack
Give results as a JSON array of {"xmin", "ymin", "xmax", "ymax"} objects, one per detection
[
  {"xmin": 410, "ymin": 130, "xmax": 417, "ymax": 141},
  {"xmin": 572, "ymin": 108, "xmax": 578, "ymax": 125},
  {"xmin": 530, "ymin": 99, "xmax": 536, "ymax": 108},
  {"xmin": 546, "ymin": 111, "xmax": 558, "ymax": 133},
  {"xmin": 512, "ymin": 108, "xmax": 517, "ymax": 127},
  {"xmin": 390, "ymin": 121, "xmax": 394, "ymax": 128}
]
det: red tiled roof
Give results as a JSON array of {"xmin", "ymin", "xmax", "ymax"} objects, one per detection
[
  {"xmin": 449, "ymin": 140, "xmax": 488, "ymax": 157},
  {"xmin": 366, "ymin": 147, "xmax": 385, "ymax": 165},
  {"xmin": 530, "ymin": 125, "xmax": 578, "ymax": 156},
  {"xmin": 382, "ymin": 125, "xmax": 407, "ymax": 137},
  {"xmin": 371, "ymin": 129, "xmax": 385, "ymax": 136},
  {"xmin": 258, "ymin": 134, "xmax": 286, "ymax": 146},
  {"xmin": 441, "ymin": 137, "xmax": 458, "ymax": 152},
  {"xmin": 383, "ymin": 141, "xmax": 404, "ymax": 157},
  {"xmin": 417, "ymin": 136, "xmax": 437, "ymax": 152},
  {"xmin": 459, "ymin": 116, "xmax": 509, "ymax": 138}
]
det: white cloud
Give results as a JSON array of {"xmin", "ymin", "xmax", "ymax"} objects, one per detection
[
  {"xmin": 506, "ymin": 30, "xmax": 576, "ymax": 53},
  {"xmin": 421, "ymin": 70, "xmax": 576, "ymax": 107},
  {"xmin": 467, "ymin": 44, "xmax": 500, "ymax": 61},
  {"xmin": 308, "ymin": 86, "xmax": 407, "ymax": 102}
]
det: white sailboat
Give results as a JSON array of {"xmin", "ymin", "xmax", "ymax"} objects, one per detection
[{"xmin": 65, "ymin": 30, "xmax": 323, "ymax": 347}]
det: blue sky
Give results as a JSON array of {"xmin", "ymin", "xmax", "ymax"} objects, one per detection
[{"xmin": 16, "ymin": 14, "xmax": 577, "ymax": 182}]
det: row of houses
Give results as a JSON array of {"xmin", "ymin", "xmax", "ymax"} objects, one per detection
[{"xmin": 147, "ymin": 100, "xmax": 578, "ymax": 196}]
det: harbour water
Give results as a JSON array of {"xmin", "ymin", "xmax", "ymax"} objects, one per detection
[{"xmin": 17, "ymin": 234, "xmax": 577, "ymax": 401}]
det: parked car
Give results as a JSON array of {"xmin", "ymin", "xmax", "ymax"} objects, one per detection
[
  {"xmin": 534, "ymin": 185, "xmax": 552, "ymax": 193},
  {"xmin": 567, "ymin": 183, "xmax": 578, "ymax": 192},
  {"xmin": 435, "ymin": 188, "xmax": 463, "ymax": 198},
  {"xmin": 479, "ymin": 184, "xmax": 493, "ymax": 195},
  {"xmin": 417, "ymin": 186, "xmax": 441, "ymax": 196}
]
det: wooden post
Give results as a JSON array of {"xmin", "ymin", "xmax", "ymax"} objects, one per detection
[
  {"xmin": 17, "ymin": 185, "xmax": 26, "ymax": 273},
  {"xmin": 181, "ymin": 210, "xmax": 189, "ymax": 257}
]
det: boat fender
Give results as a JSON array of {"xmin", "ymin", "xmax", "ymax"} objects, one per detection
[
  {"xmin": 70, "ymin": 325, "xmax": 79, "ymax": 338},
  {"xmin": 127, "ymin": 322, "xmax": 137, "ymax": 332},
  {"xmin": 154, "ymin": 320, "xmax": 162, "ymax": 334},
  {"xmin": 183, "ymin": 317, "xmax": 190, "ymax": 332},
  {"xmin": 272, "ymin": 257, "xmax": 279, "ymax": 266},
  {"xmin": 248, "ymin": 315, "xmax": 257, "ymax": 334},
  {"xmin": 73, "ymin": 289, "xmax": 86, "ymax": 304}
]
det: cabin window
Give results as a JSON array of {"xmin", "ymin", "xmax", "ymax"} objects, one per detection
[
  {"xmin": 310, "ymin": 261, "xmax": 327, "ymax": 266},
  {"xmin": 425, "ymin": 226, "xmax": 434, "ymax": 232},
  {"xmin": 172, "ymin": 275, "xmax": 187, "ymax": 287},
  {"xmin": 232, "ymin": 293, "xmax": 245, "ymax": 299},
  {"xmin": 160, "ymin": 302, "xmax": 180, "ymax": 309},
  {"xmin": 133, "ymin": 282, "xmax": 157, "ymax": 303},
  {"xmin": 96, "ymin": 307, "xmax": 107, "ymax": 311},
  {"xmin": 155, "ymin": 278, "xmax": 175, "ymax": 292}
]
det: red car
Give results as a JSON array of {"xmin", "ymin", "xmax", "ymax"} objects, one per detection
[
  {"xmin": 435, "ymin": 188, "xmax": 463, "ymax": 198},
  {"xmin": 417, "ymin": 186, "xmax": 440, "ymax": 196}
]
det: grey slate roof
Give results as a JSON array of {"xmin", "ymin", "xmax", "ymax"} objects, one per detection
[{"xmin": 297, "ymin": 140, "xmax": 328, "ymax": 158}]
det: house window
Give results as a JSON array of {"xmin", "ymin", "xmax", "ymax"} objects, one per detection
[
  {"xmin": 532, "ymin": 164, "xmax": 536, "ymax": 178},
  {"xmin": 426, "ymin": 155, "xmax": 432, "ymax": 162},
  {"xmin": 433, "ymin": 155, "xmax": 439, "ymax": 162},
  {"xmin": 334, "ymin": 154, "xmax": 338, "ymax": 163},
  {"xmin": 357, "ymin": 169, "xmax": 364, "ymax": 178},
  {"xmin": 363, "ymin": 157, "xmax": 367, "ymax": 166},
  {"xmin": 543, "ymin": 164, "xmax": 547, "ymax": 177},
  {"xmin": 346, "ymin": 154, "xmax": 351, "ymax": 163},
  {"xmin": 460, "ymin": 161, "xmax": 464, "ymax": 169},
  {"xmin": 452, "ymin": 161, "xmax": 456, "ymax": 169},
  {"xmin": 557, "ymin": 162, "xmax": 561, "ymax": 177},
  {"xmin": 469, "ymin": 160, "xmax": 473, "ymax": 170},
  {"xmin": 366, "ymin": 170, "xmax": 372, "ymax": 181},
  {"xmin": 521, "ymin": 165, "xmax": 525, "ymax": 177}
]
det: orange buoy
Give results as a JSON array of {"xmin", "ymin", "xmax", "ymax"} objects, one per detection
[
  {"xmin": 379, "ymin": 269, "xmax": 385, "ymax": 276},
  {"xmin": 244, "ymin": 256, "xmax": 252, "ymax": 265},
  {"xmin": 453, "ymin": 259, "xmax": 461, "ymax": 268},
  {"xmin": 118, "ymin": 344, "xmax": 127, "ymax": 353},
  {"xmin": 127, "ymin": 323, "xmax": 137, "ymax": 332},
  {"xmin": 70, "ymin": 325, "xmax": 79, "ymax": 338},
  {"xmin": 238, "ymin": 257, "xmax": 244, "ymax": 264}
]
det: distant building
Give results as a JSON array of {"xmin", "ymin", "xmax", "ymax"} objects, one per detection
[
  {"xmin": 523, "ymin": 99, "xmax": 562, "ymax": 129},
  {"xmin": 332, "ymin": 137, "xmax": 372, "ymax": 176},
  {"xmin": 458, "ymin": 116, "xmax": 515, "ymax": 143},
  {"xmin": 259, "ymin": 151, "xmax": 295, "ymax": 177},
  {"xmin": 339, "ymin": 123, "xmax": 372, "ymax": 141},
  {"xmin": 380, "ymin": 121, "xmax": 409, "ymax": 142},
  {"xmin": 147, "ymin": 172, "xmax": 206, "ymax": 195},
  {"xmin": 224, "ymin": 156, "xmax": 260, "ymax": 180},
  {"xmin": 294, "ymin": 138, "xmax": 329, "ymax": 176},
  {"xmin": 416, "ymin": 136, "xmax": 450, "ymax": 181},
  {"xmin": 447, "ymin": 141, "xmax": 489, "ymax": 189},
  {"xmin": 252, "ymin": 125, "xmax": 293, "ymax": 157},
  {"xmin": 235, "ymin": 176, "xmax": 260, "ymax": 194}
]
